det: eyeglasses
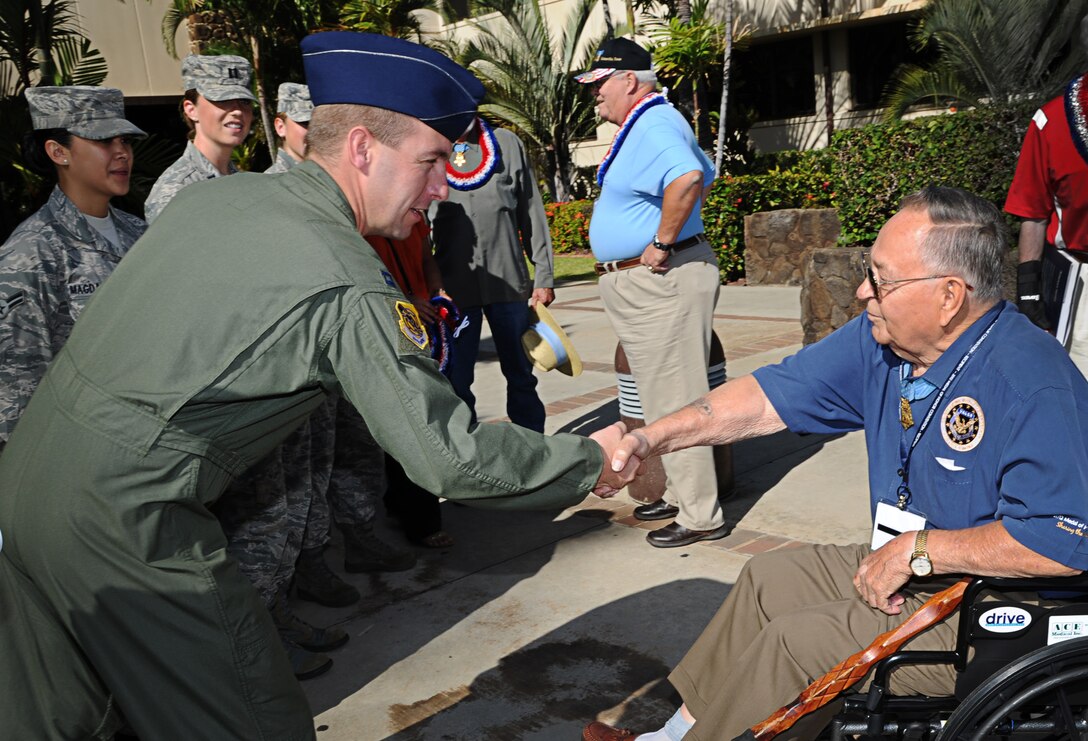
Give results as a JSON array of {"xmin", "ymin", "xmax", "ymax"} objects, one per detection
[
  {"xmin": 863, "ymin": 256, "xmax": 962, "ymax": 299},
  {"xmin": 589, "ymin": 71, "xmax": 624, "ymax": 92}
]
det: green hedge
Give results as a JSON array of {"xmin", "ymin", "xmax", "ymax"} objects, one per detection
[
  {"xmin": 826, "ymin": 105, "xmax": 1031, "ymax": 245},
  {"xmin": 545, "ymin": 104, "xmax": 1034, "ymax": 280},
  {"xmin": 546, "ymin": 199, "xmax": 593, "ymax": 254},
  {"xmin": 703, "ymin": 164, "xmax": 834, "ymax": 281}
]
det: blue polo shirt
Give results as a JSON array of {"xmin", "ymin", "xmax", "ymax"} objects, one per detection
[
  {"xmin": 754, "ymin": 302, "xmax": 1088, "ymax": 571},
  {"xmin": 589, "ymin": 104, "xmax": 714, "ymax": 262}
]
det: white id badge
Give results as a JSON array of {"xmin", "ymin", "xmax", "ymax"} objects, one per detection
[{"xmin": 871, "ymin": 501, "xmax": 926, "ymax": 550}]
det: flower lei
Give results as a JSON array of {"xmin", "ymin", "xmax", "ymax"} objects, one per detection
[
  {"xmin": 596, "ymin": 92, "xmax": 669, "ymax": 186},
  {"xmin": 1065, "ymin": 73, "xmax": 1088, "ymax": 167},
  {"xmin": 428, "ymin": 295, "xmax": 462, "ymax": 376},
  {"xmin": 446, "ymin": 119, "xmax": 501, "ymax": 191}
]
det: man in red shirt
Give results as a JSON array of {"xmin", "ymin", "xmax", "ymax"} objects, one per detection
[{"xmin": 1005, "ymin": 24, "xmax": 1088, "ymax": 374}]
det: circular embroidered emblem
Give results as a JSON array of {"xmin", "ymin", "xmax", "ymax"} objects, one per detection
[{"xmin": 942, "ymin": 396, "xmax": 984, "ymax": 451}]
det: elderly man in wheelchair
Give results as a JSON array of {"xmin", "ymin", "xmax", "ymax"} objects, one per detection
[{"xmin": 585, "ymin": 187, "xmax": 1088, "ymax": 741}]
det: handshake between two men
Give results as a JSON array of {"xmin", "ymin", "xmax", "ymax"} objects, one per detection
[{"xmin": 586, "ymin": 375, "xmax": 777, "ymax": 499}]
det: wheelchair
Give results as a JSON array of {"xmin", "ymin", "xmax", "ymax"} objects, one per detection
[{"xmin": 829, "ymin": 574, "xmax": 1088, "ymax": 740}]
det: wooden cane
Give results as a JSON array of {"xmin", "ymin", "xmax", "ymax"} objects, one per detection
[{"xmin": 733, "ymin": 577, "xmax": 971, "ymax": 741}]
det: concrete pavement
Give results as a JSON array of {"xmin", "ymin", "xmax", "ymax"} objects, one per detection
[{"xmin": 301, "ymin": 280, "xmax": 872, "ymax": 739}]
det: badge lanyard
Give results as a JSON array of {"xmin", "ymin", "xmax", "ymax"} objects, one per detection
[{"xmin": 895, "ymin": 312, "xmax": 1000, "ymax": 510}]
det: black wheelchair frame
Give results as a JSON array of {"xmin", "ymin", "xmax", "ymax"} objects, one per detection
[{"xmin": 829, "ymin": 575, "xmax": 1088, "ymax": 741}]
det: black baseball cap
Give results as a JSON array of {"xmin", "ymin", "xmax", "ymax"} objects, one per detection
[{"xmin": 575, "ymin": 38, "xmax": 652, "ymax": 84}]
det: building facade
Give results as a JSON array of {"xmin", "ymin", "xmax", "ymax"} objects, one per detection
[{"xmin": 77, "ymin": 0, "xmax": 931, "ymax": 159}]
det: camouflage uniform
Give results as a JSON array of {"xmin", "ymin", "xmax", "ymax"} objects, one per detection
[
  {"xmin": 266, "ymin": 82, "xmax": 311, "ymax": 176},
  {"xmin": 215, "ymin": 396, "xmax": 338, "ymax": 605},
  {"xmin": 0, "ymin": 188, "xmax": 145, "ymax": 449},
  {"xmin": 1, "ymin": 86, "xmax": 147, "ymax": 451},
  {"xmin": 325, "ymin": 397, "xmax": 382, "ymax": 527},
  {"xmin": 265, "ymin": 149, "xmax": 299, "ymax": 175},
  {"xmin": 144, "ymin": 54, "xmax": 256, "ymax": 224},
  {"xmin": 144, "ymin": 141, "xmax": 239, "ymax": 224}
]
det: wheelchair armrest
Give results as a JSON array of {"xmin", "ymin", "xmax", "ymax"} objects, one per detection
[
  {"xmin": 873, "ymin": 651, "xmax": 958, "ymax": 689},
  {"xmin": 973, "ymin": 573, "xmax": 1088, "ymax": 592},
  {"xmin": 953, "ymin": 573, "xmax": 1088, "ymax": 670}
]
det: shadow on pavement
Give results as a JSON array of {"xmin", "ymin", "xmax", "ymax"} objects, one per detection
[
  {"xmin": 379, "ymin": 578, "xmax": 729, "ymax": 740},
  {"xmin": 723, "ymin": 430, "xmax": 846, "ymax": 525},
  {"xmin": 300, "ymin": 504, "xmax": 609, "ymax": 716},
  {"xmin": 556, "ymin": 398, "xmax": 620, "ymax": 437}
]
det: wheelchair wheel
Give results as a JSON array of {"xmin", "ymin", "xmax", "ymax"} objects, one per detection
[{"xmin": 938, "ymin": 637, "xmax": 1088, "ymax": 741}]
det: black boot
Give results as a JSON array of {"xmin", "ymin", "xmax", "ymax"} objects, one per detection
[
  {"xmin": 295, "ymin": 546, "xmax": 360, "ymax": 607},
  {"xmin": 269, "ymin": 591, "xmax": 349, "ymax": 652},
  {"xmin": 340, "ymin": 522, "xmax": 416, "ymax": 573}
]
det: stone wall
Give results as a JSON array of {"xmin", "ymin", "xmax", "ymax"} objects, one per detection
[
  {"xmin": 801, "ymin": 246, "xmax": 866, "ymax": 345},
  {"xmin": 799, "ymin": 247, "xmax": 1021, "ymax": 346},
  {"xmin": 744, "ymin": 208, "xmax": 841, "ymax": 285}
]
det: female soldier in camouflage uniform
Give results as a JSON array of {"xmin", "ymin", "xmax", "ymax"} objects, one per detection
[
  {"xmin": 0, "ymin": 86, "xmax": 146, "ymax": 453},
  {"xmin": 143, "ymin": 54, "xmax": 255, "ymax": 223}
]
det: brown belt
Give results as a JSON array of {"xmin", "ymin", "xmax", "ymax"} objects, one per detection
[{"xmin": 593, "ymin": 232, "xmax": 707, "ymax": 276}]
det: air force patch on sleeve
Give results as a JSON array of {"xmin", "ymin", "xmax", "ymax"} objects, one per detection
[
  {"xmin": 394, "ymin": 300, "xmax": 429, "ymax": 351},
  {"xmin": 0, "ymin": 291, "xmax": 26, "ymax": 319}
]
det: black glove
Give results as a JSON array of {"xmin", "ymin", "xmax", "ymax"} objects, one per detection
[{"xmin": 1016, "ymin": 260, "xmax": 1051, "ymax": 330}]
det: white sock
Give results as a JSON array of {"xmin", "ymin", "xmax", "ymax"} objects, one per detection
[{"xmin": 635, "ymin": 708, "xmax": 694, "ymax": 741}]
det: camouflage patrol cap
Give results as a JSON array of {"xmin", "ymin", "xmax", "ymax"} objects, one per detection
[
  {"xmin": 276, "ymin": 83, "xmax": 313, "ymax": 123},
  {"xmin": 24, "ymin": 86, "xmax": 146, "ymax": 139},
  {"xmin": 181, "ymin": 54, "xmax": 257, "ymax": 103}
]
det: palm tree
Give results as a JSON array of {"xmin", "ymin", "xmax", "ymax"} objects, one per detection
[
  {"xmin": 337, "ymin": 0, "xmax": 435, "ymax": 41},
  {"xmin": 883, "ymin": 0, "xmax": 1088, "ymax": 119},
  {"xmin": 713, "ymin": 0, "xmax": 733, "ymax": 176},
  {"xmin": 649, "ymin": 15, "xmax": 724, "ymax": 144},
  {"xmin": 0, "ymin": 0, "xmax": 111, "ymax": 238},
  {"xmin": 449, "ymin": 0, "xmax": 602, "ymax": 201},
  {"xmin": 0, "ymin": 0, "xmax": 108, "ymax": 94}
]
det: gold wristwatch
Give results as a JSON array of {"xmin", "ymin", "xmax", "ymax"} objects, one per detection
[{"xmin": 909, "ymin": 530, "xmax": 933, "ymax": 577}]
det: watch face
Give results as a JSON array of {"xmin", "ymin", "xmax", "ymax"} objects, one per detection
[{"xmin": 910, "ymin": 556, "xmax": 933, "ymax": 577}]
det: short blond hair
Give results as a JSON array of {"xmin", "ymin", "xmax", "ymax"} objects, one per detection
[{"xmin": 305, "ymin": 104, "xmax": 414, "ymax": 161}]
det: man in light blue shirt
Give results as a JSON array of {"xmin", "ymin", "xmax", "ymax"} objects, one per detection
[{"xmin": 577, "ymin": 38, "xmax": 723, "ymax": 548}]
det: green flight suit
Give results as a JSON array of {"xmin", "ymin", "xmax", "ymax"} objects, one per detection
[{"xmin": 0, "ymin": 161, "xmax": 603, "ymax": 740}]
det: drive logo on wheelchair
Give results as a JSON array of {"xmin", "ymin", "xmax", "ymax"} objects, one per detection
[{"xmin": 978, "ymin": 605, "xmax": 1033, "ymax": 633}]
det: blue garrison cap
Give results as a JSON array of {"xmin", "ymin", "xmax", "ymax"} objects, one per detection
[{"xmin": 301, "ymin": 32, "xmax": 485, "ymax": 142}]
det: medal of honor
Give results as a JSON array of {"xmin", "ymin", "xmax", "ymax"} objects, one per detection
[
  {"xmin": 900, "ymin": 397, "xmax": 914, "ymax": 430},
  {"xmin": 452, "ymin": 142, "xmax": 469, "ymax": 167},
  {"xmin": 446, "ymin": 119, "xmax": 501, "ymax": 191}
]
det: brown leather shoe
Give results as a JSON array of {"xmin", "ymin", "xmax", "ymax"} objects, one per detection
[
  {"xmin": 646, "ymin": 521, "xmax": 730, "ymax": 548},
  {"xmin": 583, "ymin": 721, "xmax": 638, "ymax": 740}
]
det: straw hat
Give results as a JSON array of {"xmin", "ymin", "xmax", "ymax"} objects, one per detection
[{"xmin": 521, "ymin": 303, "xmax": 582, "ymax": 376}]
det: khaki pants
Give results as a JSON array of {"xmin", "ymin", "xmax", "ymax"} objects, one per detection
[
  {"xmin": 598, "ymin": 245, "xmax": 723, "ymax": 531},
  {"xmin": 672, "ymin": 544, "xmax": 963, "ymax": 741}
]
